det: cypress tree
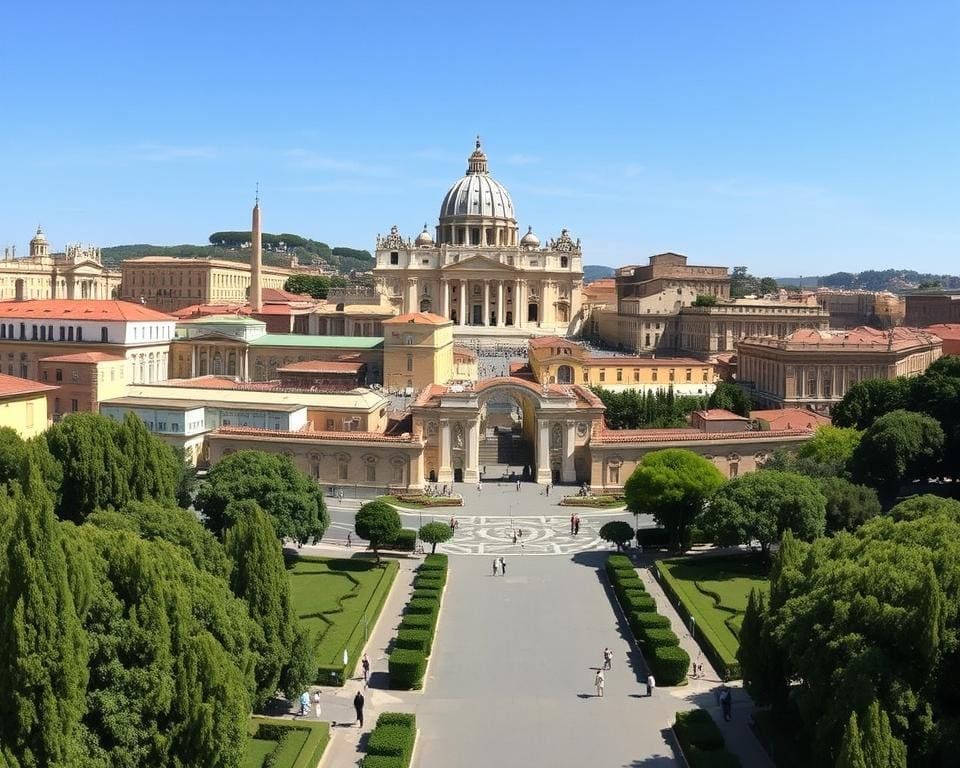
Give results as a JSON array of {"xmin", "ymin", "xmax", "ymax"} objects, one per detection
[
  {"xmin": 861, "ymin": 700, "xmax": 907, "ymax": 768},
  {"xmin": 836, "ymin": 712, "xmax": 867, "ymax": 768},
  {"xmin": 738, "ymin": 588, "xmax": 767, "ymax": 702},
  {"xmin": 117, "ymin": 413, "xmax": 178, "ymax": 507},
  {"xmin": 224, "ymin": 499, "xmax": 295, "ymax": 709},
  {"xmin": 768, "ymin": 529, "xmax": 803, "ymax": 611},
  {"xmin": 916, "ymin": 563, "xmax": 943, "ymax": 663},
  {"xmin": 0, "ymin": 462, "xmax": 88, "ymax": 767}
]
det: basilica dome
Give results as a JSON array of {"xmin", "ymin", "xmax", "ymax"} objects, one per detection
[{"xmin": 437, "ymin": 139, "xmax": 518, "ymax": 246}]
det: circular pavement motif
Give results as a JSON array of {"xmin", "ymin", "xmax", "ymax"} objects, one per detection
[{"xmin": 440, "ymin": 515, "xmax": 609, "ymax": 556}]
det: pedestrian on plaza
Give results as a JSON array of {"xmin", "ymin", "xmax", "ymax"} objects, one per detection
[
  {"xmin": 477, "ymin": 482, "xmax": 482, "ymax": 492},
  {"xmin": 698, "ymin": 662, "xmax": 705, "ymax": 678},
  {"xmin": 312, "ymin": 690, "xmax": 321, "ymax": 718},
  {"xmin": 603, "ymin": 647, "xmax": 613, "ymax": 671},
  {"xmin": 353, "ymin": 689, "xmax": 365, "ymax": 727},
  {"xmin": 574, "ymin": 515, "xmax": 581, "ymax": 536},
  {"xmin": 721, "ymin": 688, "xmax": 732, "ymax": 721},
  {"xmin": 346, "ymin": 533, "xmax": 352, "ymax": 548},
  {"xmin": 362, "ymin": 653, "xmax": 370, "ymax": 686},
  {"xmin": 299, "ymin": 691, "xmax": 310, "ymax": 716},
  {"xmin": 512, "ymin": 530, "xmax": 517, "ymax": 544},
  {"xmin": 500, "ymin": 557, "xmax": 506, "ymax": 576},
  {"xmin": 516, "ymin": 479, "xmax": 521, "ymax": 492},
  {"xmin": 493, "ymin": 558, "xmax": 499, "ymax": 576},
  {"xmin": 570, "ymin": 513, "xmax": 575, "ymax": 535},
  {"xmin": 338, "ymin": 488, "xmax": 344, "ymax": 502},
  {"xmin": 595, "ymin": 669, "xmax": 605, "ymax": 698},
  {"xmin": 646, "ymin": 673, "xmax": 656, "ymax": 697}
]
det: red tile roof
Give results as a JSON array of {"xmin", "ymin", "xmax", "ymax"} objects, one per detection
[
  {"xmin": 0, "ymin": 373, "xmax": 57, "ymax": 397},
  {"xmin": 38, "ymin": 352, "xmax": 126, "ymax": 364},
  {"xmin": 751, "ymin": 408, "xmax": 831, "ymax": 431},
  {"xmin": 277, "ymin": 361, "xmax": 364, "ymax": 374},
  {"xmin": 925, "ymin": 324, "xmax": 960, "ymax": 340},
  {"xmin": 0, "ymin": 300, "xmax": 175, "ymax": 322},
  {"xmin": 527, "ymin": 335, "xmax": 569, "ymax": 348},
  {"xmin": 383, "ymin": 312, "xmax": 451, "ymax": 325},
  {"xmin": 596, "ymin": 427, "xmax": 813, "ymax": 444},
  {"xmin": 211, "ymin": 426, "xmax": 417, "ymax": 443},
  {"xmin": 453, "ymin": 345, "xmax": 477, "ymax": 361},
  {"xmin": 693, "ymin": 409, "xmax": 748, "ymax": 421}
]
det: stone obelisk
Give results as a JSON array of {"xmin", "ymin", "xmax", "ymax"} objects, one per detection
[{"xmin": 250, "ymin": 194, "xmax": 263, "ymax": 312}]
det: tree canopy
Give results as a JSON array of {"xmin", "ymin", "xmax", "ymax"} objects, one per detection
[
  {"xmin": 194, "ymin": 450, "xmax": 328, "ymax": 543},
  {"xmin": 354, "ymin": 501, "xmax": 401, "ymax": 563},
  {"xmin": 700, "ymin": 470, "xmax": 826, "ymax": 552},
  {"xmin": 831, "ymin": 378, "xmax": 910, "ymax": 430},
  {"xmin": 598, "ymin": 520, "xmax": 635, "ymax": 551},
  {"xmin": 816, "ymin": 476, "xmax": 881, "ymax": 533},
  {"xmin": 797, "ymin": 425, "xmax": 862, "ymax": 471},
  {"xmin": 706, "ymin": 381, "xmax": 751, "ymax": 417},
  {"xmin": 283, "ymin": 274, "xmax": 348, "ymax": 299},
  {"xmin": 623, "ymin": 449, "xmax": 724, "ymax": 549},
  {"xmin": 848, "ymin": 410, "xmax": 944, "ymax": 496},
  {"xmin": 591, "ymin": 388, "xmax": 707, "ymax": 430},
  {"xmin": 418, "ymin": 521, "xmax": 453, "ymax": 554}
]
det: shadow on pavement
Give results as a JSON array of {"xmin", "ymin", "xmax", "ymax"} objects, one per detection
[
  {"xmin": 367, "ymin": 670, "xmax": 390, "ymax": 689},
  {"xmin": 618, "ymin": 728, "xmax": 685, "ymax": 767}
]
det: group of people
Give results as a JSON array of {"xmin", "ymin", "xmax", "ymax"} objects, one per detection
[
  {"xmin": 424, "ymin": 484, "xmax": 455, "ymax": 497},
  {"xmin": 569, "ymin": 513, "xmax": 582, "ymax": 536},
  {"xmin": 594, "ymin": 647, "xmax": 656, "ymax": 698},
  {"xmin": 492, "ymin": 557, "xmax": 508, "ymax": 576},
  {"xmin": 297, "ymin": 653, "xmax": 371, "ymax": 726}
]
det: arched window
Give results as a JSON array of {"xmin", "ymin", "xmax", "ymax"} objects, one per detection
[{"xmin": 557, "ymin": 365, "xmax": 573, "ymax": 384}]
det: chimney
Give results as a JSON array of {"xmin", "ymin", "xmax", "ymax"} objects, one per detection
[{"xmin": 250, "ymin": 194, "xmax": 263, "ymax": 312}]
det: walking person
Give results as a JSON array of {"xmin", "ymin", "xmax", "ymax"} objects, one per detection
[
  {"xmin": 516, "ymin": 479, "xmax": 521, "ymax": 492},
  {"xmin": 603, "ymin": 647, "xmax": 613, "ymax": 671},
  {"xmin": 721, "ymin": 688, "xmax": 733, "ymax": 721},
  {"xmin": 362, "ymin": 653, "xmax": 370, "ymax": 686},
  {"xmin": 346, "ymin": 532, "xmax": 352, "ymax": 548},
  {"xmin": 570, "ymin": 513, "xmax": 576, "ymax": 535},
  {"xmin": 595, "ymin": 669, "xmax": 605, "ymax": 698},
  {"xmin": 493, "ymin": 558, "xmax": 499, "ymax": 576},
  {"xmin": 499, "ymin": 557, "xmax": 506, "ymax": 576},
  {"xmin": 574, "ymin": 515, "xmax": 581, "ymax": 536},
  {"xmin": 646, "ymin": 673, "xmax": 656, "ymax": 697},
  {"xmin": 353, "ymin": 689, "xmax": 365, "ymax": 728},
  {"xmin": 299, "ymin": 691, "xmax": 310, "ymax": 717},
  {"xmin": 312, "ymin": 690, "xmax": 321, "ymax": 718}
]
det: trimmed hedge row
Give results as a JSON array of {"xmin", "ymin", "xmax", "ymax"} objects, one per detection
[
  {"xmin": 361, "ymin": 712, "xmax": 417, "ymax": 768},
  {"xmin": 388, "ymin": 555, "xmax": 448, "ymax": 690},
  {"xmin": 248, "ymin": 717, "xmax": 329, "ymax": 768},
  {"xmin": 657, "ymin": 559, "xmax": 741, "ymax": 680},
  {"xmin": 605, "ymin": 554, "xmax": 689, "ymax": 686},
  {"xmin": 673, "ymin": 709, "xmax": 742, "ymax": 768},
  {"xmin": 392, "ymin": 529, "xmax": 417, "ymax": 552}
]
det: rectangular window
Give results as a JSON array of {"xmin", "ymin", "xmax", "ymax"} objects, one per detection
[
  {"xmin": 41, "ymin": 370, "xmax": 48, "ymax": 381},
  {"xmin": 101, "ymin": 327, "xmax": 108, "ymax": 343},
  {"xmin": 685, "ymin": 369, "xmax": 692, "ymax": 382},
  {"xmin": 669, "ymin": 369, "xmax": 675, "ymax": 382},
  {"xmin": 390, "ymin": 252, "xmax": 399, "ymax": 265},
  {"xmin": 72, "ymin": 370, "xmax": 79, "ymax": 383},
  {"xmin": 365, "ymin": 464, "xmax": 376, "ymax": 482},
  {"xmin": 55, "ymin": 369, "xmax": 63, "ymax": 382},
  {"xmin": 616, "ymin": 368, "xmax": 623, "ymax": 382},
  {"xmin": 633, "ymin": 369, "xmax": 640, "ymax": 382},
  {"xmin": 406, "ymin": 354, "xmax": 413, "ymax": 372},
  {"xmin": 608, "ymin": 464, "xmax": 620, "ymax": 485},
  {"xmin": 338, "ymin": 461, "xmax": 348, "ymax": 480},
  {"xmin": 326, "ymin": 418, "xmax": 335, "ymax": 430},
  {"xmin": 599, "ymin": 370, "xmax": 605, "ymax": 382},
  {"xmin": 652, "ymin": 370, "xmax": 658, "ymax": 382},
  {"xmin": 582, "ymin": 370, "xmax": 589, "ymax": 383}
]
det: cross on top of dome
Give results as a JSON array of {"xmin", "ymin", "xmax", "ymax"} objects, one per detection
[{"xmin": 466, "ymin": 136, "xmax": 489, "ymax": 175}]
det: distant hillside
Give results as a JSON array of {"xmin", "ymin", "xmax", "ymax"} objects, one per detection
[
  {"xmin": 101, "ymin": 233, "xmax": 374, "ymax": 276},
  {"xmin": 777, "ymin": 269, "xmax": 960, "ymax": 292},
  {"xmin": 584, "ymin": 265, "xmax": 615, "ymax": 283}
]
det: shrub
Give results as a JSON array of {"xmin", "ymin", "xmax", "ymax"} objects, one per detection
[
  {"xmin": 651, "ymin": 644, "xmax": 690, "ymax": 685},
  {"xmin": 423, "ymin": 553, "xmax": 448, "ymax": 568},
  {"xmin": 622, "ymin": 592, "xmax": 657, "ymax": 613},
  {"xmin": 405, "ymin": 597, "xmax": 438, "ymax": 615},
  {"xmin": 392, "ymin": 529, "xmax": 417, "ymax": 552},
  {"xmin": 641, "ymin": 627, "xmax": 680, "ymax": 649},
  {"xmin": 413, "ymin": 575, "xmax": 443, "ymax": 591},
  {"xmin": 366, "ymin": 724, "xmax": 412, "ymax": 758},
  {"xmin": 674, "ymin": 709, "xmax": 740, "ymax": 768},
  {"xmin": 631, "ymin": 611, "xmax": 671, "ymax": 631},
  {"xmin": 361, "ymin": 756, "xmax": 404, "ymax": 768},
  {"xmin": 686, "ymin": 747, "xmax": 742, "ymax": 768},
  {"xmin": 621, "ymin": 586, "xmax": 648, "ymax": 604},
  {"xmin": 376, "ymin": 712, "xmax": 416, "ymax": 728},
  {"xmin": 636, "ymin": 527, "xmax": 672, "ymax": 548},
  {"xmin": 388, "ymin": 649, "xmax": 426, "ymax": 690},
  {"xmin": 411, "ymin": 588, "xmax": 440, "ymax": 602},
  {"xmin": 607, "ymin": 554, "xmax": 634, "ymax": 570},
  {"xmin": 398, "ymin": 614, "xmax": 434, "ymax": 632},
  {"xmin": 395, "ymin": 628, "xmax": 432, "ymax": 654}
]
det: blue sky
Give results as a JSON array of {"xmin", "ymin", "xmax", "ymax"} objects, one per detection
[{"xmin": 1, "ymin": 1, "xmax": 957, "ymax": 275}]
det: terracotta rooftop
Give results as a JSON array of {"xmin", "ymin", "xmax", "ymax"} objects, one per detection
[
  {"xmin": 383, "ymin": 311, "xmax": 450, "ymax": 325},
  {"xmin": 925, "ymin": 324, "xmax": 960, "ymax": 340},
  {"xmin": 453, "ymin": 345, "xmax": 477, "ymax": 360},
  {"xmin": 596, "ymin": 427, "xmax": 813, "ymax": 444},
  {"xmin": 0, "ymin": 373, "xmax": 57, "ymax": 397},
  {"xmin": 210, "ymin": 426, "xmax": 417, "ymax": 443},
  {"xmin": 38, "ymin": 352, "xmax": 126, "ymax": 364},
  {"xmin": 742, "ymin": 325, "xmax": 941, "ymax": 351},
  {"xmin": 751, "ymin": 408, "xmax": 831, "ymax": 431},
  {"xmin": 586, "ymin": 355, "xmax": 709, "ymax": 366},
  {"xmin": 0, "ymin": 299, "xmax": 175, "ymax": 322},
  {"xmin": 693, "ymin": 409, "xmax": 748, "ymax": 421},
  {"xmin": 277, "ymin": 361, "xmax": 364, "ymax": 374},
  {"xmin": 527, "ymin": 335, "xmax": 571, "ymax": 349}
]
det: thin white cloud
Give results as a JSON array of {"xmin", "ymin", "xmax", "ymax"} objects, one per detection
[{"xmin": 284, "ymin": 149, "xmax": 395, "ymax": 177}]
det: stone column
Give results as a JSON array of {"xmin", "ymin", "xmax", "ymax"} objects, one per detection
[
  {"xmin": 464, "ymin": 418, "xmax": 480, "ymax": 482},
  {"xmin": 442, "ymin": 280, "xmax": 450, "ymax": 319},
  {"xmin": 483, "ymin": 280, "xmax": 490, "ymax": 326},
  {"xmin": 407, "ymin": 278, "xmax": 417, "ymax": 313},
  {"xmin": 459, "ymin": 281, "xmax": 466, "ymax": 326},
  {"xmin": 515, "ymin": 279, "xmax": 523, "ymax": 328},
  {"xmin": 561, "ymin": 420, "xmax": 577, "ymax": 483},
  {"xmin": 497, "ymin": 281, "xmax": 504, "ymax": 326},
  {"xmin": 191, "ymin": 346, "xmax": 197, "ymax": 377},
  {"xmin": 438, "ymin": 419, "xmax": 453, "ymax": 482},
  {"xmin": 536, "ymin": 418, "xmax": 552, "ymax": 484}
]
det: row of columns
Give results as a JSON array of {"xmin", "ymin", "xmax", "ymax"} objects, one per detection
[
  {"xmin": 190, "ymin": 344, "xmax": 250, "ymax": 380},
  {"xmin": 414, "ymin": 278, "xmax": 550, "ymax": 327}
]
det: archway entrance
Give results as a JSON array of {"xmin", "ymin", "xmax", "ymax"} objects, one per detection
[
  {"xmin": 527, "ymin": 303, "xmax": 539, "ymax": 323},
  {"xmin": 478, "ymin": 391, "xmax": 534, "ymax": 481}
]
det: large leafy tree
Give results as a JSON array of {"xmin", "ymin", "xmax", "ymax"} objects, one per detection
[
  {"xmin": 623, "ymin": 449, "xmax": 724, "ymax": 549},
  {"xmin": 224, "ymin": 500, "xmax": 299, "ymax": 709},
  {"xmin": 195, "ymin": 450, "xmax": 328, "ymax": 543},
  {"xmin": 831, "ymin": 378, "xmax": 910, "ymax": 430},
  {"xmin": 116, "ymin": 412, "xmax": 179, "ymax": 508},
  {"xmin": 848, "ymin": 410, "xmax": 944, "ymax": 497},
  {"xmin": 418, "ymin": 521, "xmax": 453, "ymax": 554},
  {"xmin": 598, "ymin": 520, "xmax": 635, "ymax": 551},
  {"xmin": 354, "ymin": 500, "xmax": 401, "ymax": 563},
  {"xmin": 700, "ymin": 470, "xmax": 826, "ymax": 553},
  {"xmin": 798, "ymin": 425, "xmax": 862, "ymax": 471},
  {"xmin": 0, "ymin": 463, "xmax": 88, "ymax": 767},
  {"xmin": 817, "ymin": 476, "xmax": 881, "ymax": 533},
  {"xmin": 706, "ymin": 381, "xmax": 751, "ymax": 417}
]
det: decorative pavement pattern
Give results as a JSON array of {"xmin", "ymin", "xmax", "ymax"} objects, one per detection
[{"xmin": 441, "ymin": 513, "xmax": 626, "ymax": 555}]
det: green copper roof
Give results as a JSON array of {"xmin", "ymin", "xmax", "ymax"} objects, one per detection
[{"xmin": 248, "ymin": 334, "xmax": 384, "ymax": 349}]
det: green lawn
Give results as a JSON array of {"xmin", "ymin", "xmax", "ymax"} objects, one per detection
[
  {"xmin": 657, "ymin": 554, "xmax": 769, "ymax": 679},
  {"xmin": 288, "ymin": 556, "xmax": 398, "ymax": 677},
  {"xmin": 376, "ymin": 494, "xmax": 462, "ymax": 509},
  {"xmin": 244, "ymin": 718, "xmax": 330, "ymax": 768}
]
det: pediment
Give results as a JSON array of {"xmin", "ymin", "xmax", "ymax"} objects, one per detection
[
  {"xmin": 180, "ymin": 331, "xmax": 249, "ymax": 344},
  {"xmin": 441, "ymin": 254, "xmax": 519, "ymax": 273},
  {"xmin": 61, "ymin": 261, "xmax": 107, "ymax": 274}
]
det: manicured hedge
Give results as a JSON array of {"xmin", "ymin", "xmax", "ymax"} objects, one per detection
[
  {"xmin": 641, "ymin": 627, "xmax": 681, "ymax": 649},
  {"xmin": 395, "ymin": 628, "xmax": 432, "ymax": 654},
  {"xmin": 604, "ymin": 553, "xmax": 686, "ymax": 686},
  {"xmin": 651, "ymin": 645, "xmax": 690, "ymax": 685},
  {"xmin": 392, "ymin": 529, "xmax": 417, "ymax": 552},
  {"xmin": 361, "ymin": 712, "xmax": 417, "ymax": 768},
  {"xmin": 389, "ymin": 557, "xmax": 449, "ymax": 689},
  {"xmin": 388, "ymin": 649, "xmax": 427, "ymax": 690},
  {"xmin": 674, "ymin": 709, "xmax": 742, "ymax": 768},
  {"xmin": 248, "ymin": 717, "xmax": 329, "ymax": 768}
]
